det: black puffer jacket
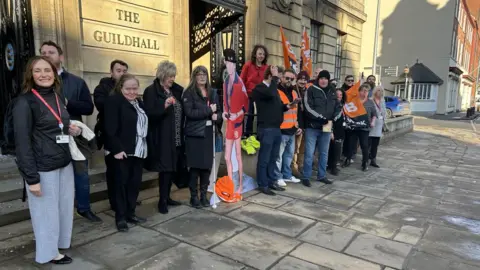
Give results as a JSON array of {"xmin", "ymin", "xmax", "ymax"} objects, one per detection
[
  {"xmin": 182, "ymin": 87, "xmax": 222, "ymax": 137},
  {"xmin": 93, "ymin": 77, "xmax": 116, "ymax": 149},
  {"xmin": 303, "ymin": 83, "xmax": 339, "ymax": 129},
  {"xmin": 13, "ymin": 87, "xmax": 71, "ymax": 185}
]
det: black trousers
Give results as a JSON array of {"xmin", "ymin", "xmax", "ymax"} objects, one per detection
[
  {"xmin": 189, "ymin": 168, "xmax": 211, "ymax": 198},
  {"xmin": 158, "ymin": 172, "xmax": 175, "ymax": 207},
  {"xmin": 369, "ymin": 137, "xmax": 381, "ymax": 160},
  {"xmin": 244, "ymin": 97, "xmax": 255, "ymax": 137},
  {"xmin": 105, "ymin": 155, "xmax": 116, "ymax": 211},
  {"xmin": 346, "ymin": 130, "xmax": 369, "ymax": 164},
  {"xmin": 343, "ymin": 130, "xmax": 358, "ymax": 157},
  {"xmin": 328, "ymin": 139, "xmax": 343, "ymax": 170},
  {"xmin": 113, "ymin": 157, "xmax": 143, "ymax": 222}
]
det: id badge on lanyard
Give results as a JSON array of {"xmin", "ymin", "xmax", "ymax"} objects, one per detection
[
  {"xmin": 206, "ymin": 99, "xmax": 213, "ymax": 126},
  {"xmin": 375, "ymin": 102, "xmax": 384, "ymax": 120},
  {"xmin": 31, "ymin": 89, "xmax": 69, "ymax": 144}
]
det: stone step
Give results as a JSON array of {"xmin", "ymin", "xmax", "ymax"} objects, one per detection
[{"xmin": 0, "ymin": 171, "xmax": 159, "ymax": 227}]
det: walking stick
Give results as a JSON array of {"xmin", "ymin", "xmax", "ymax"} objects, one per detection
[{"xmin": 212, "ymin": 125, "xmax": 218, "ymax": 209}]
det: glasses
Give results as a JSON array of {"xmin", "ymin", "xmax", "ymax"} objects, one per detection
[
  {"xmin": 346, "ymin": 79, "xmax": 354, "ymax": 82},
  {"xmin": 196, "ymin": 73, "xmax": 207, "ymax": 77},
  {"xmin": 285, "ymin": 77, "xmax": 295, "ymax": 81}
]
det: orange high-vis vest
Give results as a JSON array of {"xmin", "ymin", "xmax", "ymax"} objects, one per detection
[{"xmin": 278, "ymin": 90, "xmax": 298, "ymax": 129}]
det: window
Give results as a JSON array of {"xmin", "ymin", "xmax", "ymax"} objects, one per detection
[
  {"xmin": 467, "ymin": 25, "xmax": 473, "ymax": 43},
  {"xmin": 451, "ymin": 26, "xmax": 458, "ymax": 57},
  {"xmin": 394, "ymin": 84, "xmax": 406, "ymax": 99},
  {"xmin": 334, "ymin": 33, "xmax": 343, "ymax": 81},
  {"xmin": 449, "ymin": 79, "xmax": 458, "ymax": 108},
  {"xmin": 410, "ymin": 84, "xmax": 433, "ymax": 100},
  {"xmin": 310, "ymin": 22, "xmax": 320, "ymax": 64},
  {"xmin": 465, "ymin": 51, "xmax": 470, "ymax": 71}
]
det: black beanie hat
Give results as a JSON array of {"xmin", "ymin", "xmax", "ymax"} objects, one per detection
[{"xmin": 318, "ymin": 70, "xmax": 331, "ymax": 80}]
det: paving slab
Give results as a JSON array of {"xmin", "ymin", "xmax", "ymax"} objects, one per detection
[
  {"xmin": 298, "ymin": 221, "xmax": 356, "ymax": 251},
  {"xmin": 331, "ymin": 181, "xmax": 391, "ymax": 199},
  {"xmin": 0, "ymin": 220, "xmax": 32, "ymax": 241},
  {"xmin": 280, "ymin": 200, "xmax": 353, "ymax": 225},
  {"xmin": 227, "ymin": 203, "xmax": 314, "ymax": 237},
  {"xmin": 350, "ymin": 197, "xmax": 385, "ymax": 215},
  {"xmin": 429, "ymin": 215, "xmax": 480, "ymax": 235},
  {"xmin": 345, "ymin": 214, "xmax": 401, "ymax": 238},
  {"xmin": 211, "ymin": 227, "xmax": 299, "ymax": 269},
  {"xmin": 386, "ymin": 192, "xmax": 440, "ymax": 209},
  {"xmin": 316, "ymin": 191, "xmax": 364, "ymax": 210},
  {"xmin": 393, "ymin": 225, "xmax": 424, "ymax": 245},
  {"xmin": 270, "ymin": 256, "xmax": 330, "ymax": 270},
  {"xmin": 70, "ymin": 213, "xmax": 117, "ymax": 247},
  {"xmin": 0, "ymin": 259, "xmax": 38, "ymax": 270},
  {"xmin": 436, "ymin": 201, "xmax": 480, "ymax": 220},
  {"xmin": 154, "ymin": 210, "xmax": 248, "ymax": 249},
  {"xmin": 24, "ymin": 249, "xmax": 108, "ymax": 270},
  {"xmin": 417, "ymin": 225, "xmax": 480, "ymax": 267},
  {"xmin": 0, "ymin": 232, "xmax": 34, "ymax": 262},
  {"xmin": 130, "ymin": 198, "xmax": 192, "ymax": 227},
  {"xmin": 280, "ymin": 185, "xmax": 332, "ymax": 201},
  {"xmin": 291, "ymin": 243, "xmax": 381, "ymax": 270},
  {"xmin": 345, "ymin": 233, "xmax": 412, "ymax": 269},
  {"xmin": 127, "ymin": 243, "xmax": 245, "ymax": 270},
  {"xmin": 375, "ymin": 202, "xmax": 431, "ymax": 227},
  {"xmin": 442, "ymin": 193, "xmax": 480, "ymax": 206},
  {"xmin": 77, "ymin": 226, "xmax": 178, "ymax": 269},
  {"xmin": 244, "ymin": 193, "xmax": 293, "ymax": 208},
  {"xmin": 404, "ymin": 251, "xmax": 452, "ymax": 270}
]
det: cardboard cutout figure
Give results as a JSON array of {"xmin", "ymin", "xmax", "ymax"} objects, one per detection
[{"xmin": 222, "ymin": 49, "xmax": 249, "ymax": 193}]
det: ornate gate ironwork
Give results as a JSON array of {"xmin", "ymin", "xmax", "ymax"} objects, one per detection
[
  {"xmin": 0, "ymin": 0, "xmax": 35, "ymax": 153},
  {"xmin": 189, "ymin": 0, "xmax": 246, "ymax": 88}
]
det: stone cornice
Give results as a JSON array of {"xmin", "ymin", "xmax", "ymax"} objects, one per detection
[{"xmin": 324, "ymin": 0, "xmax": 367, "ymax": 22}]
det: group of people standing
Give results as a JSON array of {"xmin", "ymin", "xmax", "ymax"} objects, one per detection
[
  {"xmin": 241, "ymin": 46, "xmax": 388, "ymax": 196},
  {"xmin": 11, "ymin": 40, "xmax": 387, "ymax": 265}
]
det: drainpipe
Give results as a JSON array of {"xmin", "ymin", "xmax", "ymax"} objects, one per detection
[{"xmin": 372, "ymin": 0, "xmax": 381, "ymax": 78}]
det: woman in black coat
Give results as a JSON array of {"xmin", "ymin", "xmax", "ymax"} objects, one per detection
[
  {"xmin": 143, "ymin": 61, "xmax": 184, "ymax": 214},
  {"xmin": 183, "ymin": 66, "xmax": 222, "ymax": 208},
  {"xmin": 104, "ymin": 74, "xmax": 148, "ymax": 232}
]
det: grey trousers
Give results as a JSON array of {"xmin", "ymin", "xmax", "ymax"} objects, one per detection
[{"xmin": 27, "ymin": 163, "xmax": 74, "ymax": 264}]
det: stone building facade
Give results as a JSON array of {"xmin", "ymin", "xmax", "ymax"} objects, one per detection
[{"xmin": 28, "ymin": 0, "xmax": 366, "ymax": 127}]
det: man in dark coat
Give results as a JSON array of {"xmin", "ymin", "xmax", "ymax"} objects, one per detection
[
  {"xmin": 93, "ymin": 59, "xmax": 128, "ymax": 212},
  {"xmin": 40, "ymin": 41, "xmax": 100, "ymax": 223}
]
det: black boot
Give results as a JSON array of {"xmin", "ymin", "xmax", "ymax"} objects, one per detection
[
  {"xmin": 370, "ymin": 158, "xmax": 380, "ymax": 168},
  {"xmin": 189, "ymin": 170, "xmax": 201, "ymax": 208},
  {"xmin": 362, "ymin": 161, "xmax": 368, "ymax": 172},
  {"xmin": 199, "ymin": 173, "xmax": 210, "ymax": 208},
  {"xmin": 158, "ymin": 175, "xmax": 169, "ymax": 214},
  {"xmin": 342, "ymin": 158, "xmax": 351, "ymax": 168},
  {"xmin": 167, "ymin": 180, "xmax": 181, "ymax": 206}
]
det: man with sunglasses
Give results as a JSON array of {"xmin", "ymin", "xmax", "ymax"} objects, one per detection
[
  {"xmin": 341, "ymin": 75, "xmax": 356, "ymax": 162},
  {"xmin": 274, "ymin": 69, "xmax": 303, "ymax": 187}
]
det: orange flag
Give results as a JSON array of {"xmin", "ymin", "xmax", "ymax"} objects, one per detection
[
  {"xmin": 343, "ymin": 80, "xmax": 367, "ymax": 119},
  {"xmin": 300, "ymin": 27, "xmax": 312, "ymax": 77},
  {"xmin": 280, "ymin": 26, "xmax": 298, "ymax": 73}
]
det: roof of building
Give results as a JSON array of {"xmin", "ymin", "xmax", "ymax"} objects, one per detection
[{"xmin": 391, "ymin": 62, "xmax": 444, "ymax": 85}]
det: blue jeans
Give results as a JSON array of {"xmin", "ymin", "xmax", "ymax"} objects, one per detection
[
  {"xmin": 74, "ymin": 160, "xmax": 91, "ymax": 212},
  {"xmin": 274, "ymin": 134, "xmax": 295, "ymax": 180},
  {"xmin": 302, "ymin": 129, "xmax": 331, "ymax": 180},
  {"xmin": 256, "ymin": 128, "xmax": 282, "ymax": 188}
]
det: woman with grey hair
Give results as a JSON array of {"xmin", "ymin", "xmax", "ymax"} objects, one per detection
[
  {"xmin": 368, "ymin": 85, "xmax": 387, "ymax": 168},
  {"xmin": 144, "ymin": 60, "xmax": 184, "ymax": 214}
]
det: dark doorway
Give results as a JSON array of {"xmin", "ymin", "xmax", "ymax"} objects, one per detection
[
  {"xmin": 0, "ymin": 0, "xmax": 35, "ymax": 154},
  {"xmin": 189, "ymin": 0, "xmax": 246, "ymax": 90}
]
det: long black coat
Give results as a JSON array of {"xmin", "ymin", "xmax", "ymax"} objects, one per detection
[{"xmin": 143, "ymin": 79, "xmax": 184, "ymax": 172}]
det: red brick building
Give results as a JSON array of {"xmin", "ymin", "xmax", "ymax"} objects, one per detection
[{"xmin": 466, "ymin": 0, "xmax": 480, "ymax": 108}]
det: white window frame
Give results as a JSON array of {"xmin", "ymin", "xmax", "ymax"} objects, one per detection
[
  {"xmin": 449, "ymin": 79, "xmax": 458, "ymax": 108},
  {"xmin": 410, "ymin": 83, "xmax": 434, "ymax": 100},
  {"xmin": 310, "ymin": 22, "xmax": 320, "ymax": 65}
]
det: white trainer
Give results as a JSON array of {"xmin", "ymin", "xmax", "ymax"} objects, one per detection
[
  {"xmin": 277, "ymin": 179, "xmax": 287, "ymax": 187},
  {"xmin": 285, "ymin": 176, "xmax": 301, "ymax": 183}
]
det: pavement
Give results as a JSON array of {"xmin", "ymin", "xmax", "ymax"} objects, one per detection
[{"xmin": 1, "ymin": 121, "xmax": 480, "ymax": 270}]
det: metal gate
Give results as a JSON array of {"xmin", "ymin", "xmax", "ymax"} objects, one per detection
[{"xmin": 0, "ymin": 0, "xmax": 35, "ymax": 154}]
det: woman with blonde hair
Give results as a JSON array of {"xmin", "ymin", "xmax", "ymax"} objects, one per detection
[
  {"xmin": 368, "ymin": 85, "xmax": 387, "ymax": 168},
  {"xmin": 13, "ymin": 56, "xmax": 82, "ymax": 264},
  {"xmin": 143, "ymin": 60, "xmax": 184, "ymax": 214}
]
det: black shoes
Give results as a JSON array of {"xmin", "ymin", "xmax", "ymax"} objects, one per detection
[
  {"xmin": 362, "ymin": 162, "xmax": 369, "ymax": 172},
  {"xmin": 318, "ymin": 177, "xmax": 333, "ymax": 184},
  {"xmin": 158, "ymin": 202, "xmax": 168, "ymax": 214},
  {"xmin": 126, "ymin": 215, "xmax": 147, "ymax": 224},
  {"xmin": 342, "ymin": 159, "xmax": 351, "ymax": 168},
  {"xmin": 116, "ymin": 220, "xmax": 129, "ymax": 232},
  {"xmin": 78, "ymin": 210, "xmax": 102, "ymax": 223},
  {"xmin": 190, "ymin": 197, "xmax": 202, "ymax": 208},
  {"xmin": 50, "ymin": 255, "xmax": 73, "ymax": 265},
  {"xmin": 329, "ymin": 167, "xmax": 339, "ymax": 176},
  {"xmin": 301, "ymin": 179, "xmax": 311, "ymax": 187},
  {"xmin": 370, "ymin": 159, "xmax": 380, "ymax": 168},
  {"xmin": 269, "ymin": 182, "xmax": 285, "ymax": 191},
  {"xmin": 200, "ymin": 195, "xmax": 210, "ymax": 208},
  {"xmin": 259, "ymin": 187, "xmax": 276, "ymax": 196},
  {"xmin": 167, "ymin": 198, "xmax": 181, "ymax": 206}
]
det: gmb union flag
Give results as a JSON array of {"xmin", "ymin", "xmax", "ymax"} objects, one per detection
[
  {"xmin": 343, "ymin": 81, "xmax": 369, "ymax": 129},
  {"xmin": 280, "ymin": 26, "xmax": 298, "ymax": 73}
]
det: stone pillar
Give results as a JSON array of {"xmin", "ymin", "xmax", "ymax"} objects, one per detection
[
  {"xmin": 171, "ymin": 0, "xmax": 190, "ymax": 86},
  {"xmin": 61, "ymin": 0, "xmax": 84, "ymax": 76}
]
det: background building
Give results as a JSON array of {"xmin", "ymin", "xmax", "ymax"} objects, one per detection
[
  {"xmin": 0, "ymin": 0, "xmax": 367, "ymax": 144},
  {"xmin": 360, "ymin": 0, "xmax": 480, "ymax": 115}
]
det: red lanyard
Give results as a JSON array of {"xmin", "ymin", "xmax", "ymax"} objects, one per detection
[{"xmin": 31, "ymin": 89, "xmax": 64, "ymax": 133}]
